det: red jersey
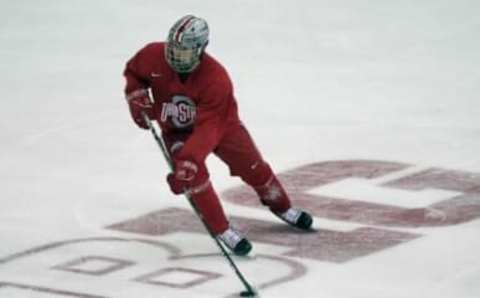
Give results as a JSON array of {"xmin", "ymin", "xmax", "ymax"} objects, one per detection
[{"xmin": 123, "ymin": 42, "xmax": 241, "ymax": 165}]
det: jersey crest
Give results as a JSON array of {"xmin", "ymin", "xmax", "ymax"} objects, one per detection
[{"xmin": 160, "ymin": 95, "xmax": 196, "ymax": 130}]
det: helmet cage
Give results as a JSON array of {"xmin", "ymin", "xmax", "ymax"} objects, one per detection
[
  {"xmin": 165, "ymin": 42, "xmax": 205, "ymax": 73},
  {"xmin": 165, "ymin": 15, "xmax": 209, "ymax": 73}
]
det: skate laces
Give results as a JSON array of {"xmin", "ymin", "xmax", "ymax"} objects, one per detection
[
  {"xmin": 278, "ymin": 208, "xmax": 302, "ymax": 224},
  {"xmin": 218, "ymin": 228, "xmax": 244, "ymax": 249}
]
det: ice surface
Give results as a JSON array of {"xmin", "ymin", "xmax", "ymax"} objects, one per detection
[{"xmin": 1, "ymin": 1, "xmax": 480, "ymax": 297}]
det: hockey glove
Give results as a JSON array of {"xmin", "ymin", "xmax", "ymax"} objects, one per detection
[
  {"xmin": 167, "ymin": 160, "xmax": 199, "ymax": 195},
  {"xmin": 126, "ymin": 89, "xmax": 153, "ymax": 129}
]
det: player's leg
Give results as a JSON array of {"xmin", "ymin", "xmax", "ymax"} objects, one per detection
[
  {"xmin": 214, "ymin": 124, "xmax": 313, "ymax": 230},
  {"xmin": 163, "ymin": 133, "xmax": 252, "ymax": 255}
]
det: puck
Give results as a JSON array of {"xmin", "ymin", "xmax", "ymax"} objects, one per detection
[{"xmin": 240, "ymin": 290, "xmax": 256, "ymax": 297}]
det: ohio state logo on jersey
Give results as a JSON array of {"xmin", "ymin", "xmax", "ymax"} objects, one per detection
[{"xmin": 160, "ymin": 95, "xmax": 196, "ymax": 129}]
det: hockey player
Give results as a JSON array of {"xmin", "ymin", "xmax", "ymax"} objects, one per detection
[{"xmin": 123, "ymin": 15, "xmax": 313, "ymax": 256}]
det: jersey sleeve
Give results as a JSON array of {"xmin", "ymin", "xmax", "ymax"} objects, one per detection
[
  {"xmin": 123, "ymin": 44, "xmax": 156, "ymax": 96},
  {"xmin": 176, "ymin": 74, "xmax": 234, "ymax": 165}
]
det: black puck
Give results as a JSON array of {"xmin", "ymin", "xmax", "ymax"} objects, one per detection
[{"xmin": 240, "ymin": 290, "xmax": 256, "ymax": 297}]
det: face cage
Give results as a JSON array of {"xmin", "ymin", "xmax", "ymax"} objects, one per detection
[{"xmin": 165, "ymin": 43, "xmax": 203, "ymax": 73}]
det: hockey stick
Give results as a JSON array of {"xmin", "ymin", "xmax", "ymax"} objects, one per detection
[{"xmin": 141, "ymin": 112, "xmax": 257, "ymax": 297}]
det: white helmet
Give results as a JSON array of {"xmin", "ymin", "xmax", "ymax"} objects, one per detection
[{"xmin": 165, "ymin": 15, "xmax": 209, "ymax": 73}]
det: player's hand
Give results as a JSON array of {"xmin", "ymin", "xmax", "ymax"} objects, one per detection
[
  {"xmin": 167, "ymin": 160, "xmax": 199, "ymax": 195},
  {"xmin": 127, "ymin": 89, "xmax": 153, "ymax": 129}
]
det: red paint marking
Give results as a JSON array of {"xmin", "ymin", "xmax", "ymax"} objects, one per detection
[
  {"xmin": 4, "ymin": 160, "xmax": 479, "ymax": 296},
  {"xmin": 107, "ymin": 207, "xmax": 420, "ymax": 263},
  {"xmin": 224, "ymin": 160, "xmax": 480, "ymax": 227}
]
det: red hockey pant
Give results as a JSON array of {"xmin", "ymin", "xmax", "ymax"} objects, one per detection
[{"xmin": 164, "ymin": 124, "xmax": 291, "ymax": 234}]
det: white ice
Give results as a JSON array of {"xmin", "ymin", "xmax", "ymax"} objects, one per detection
[{"xmin": 1, "ymin": 1, "xmax": 480, "ymax": 298}]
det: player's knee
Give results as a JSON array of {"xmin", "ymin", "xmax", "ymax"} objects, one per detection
[{"xmin": 237, "ymin": 160, "xmax": 273, "ymax": 187}]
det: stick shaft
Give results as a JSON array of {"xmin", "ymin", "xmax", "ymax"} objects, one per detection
[{"xmin": 140, "ymin": 112, "xmax": 256, "ymax": 294}]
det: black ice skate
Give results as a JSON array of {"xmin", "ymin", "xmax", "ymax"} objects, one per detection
[
  {"xmin": 274, "ymin": 208, "xmax": 313, "ymax": 230},
  {"xmin": 218, "ymin": 228, "xmax": 252, "ymax": 256}
]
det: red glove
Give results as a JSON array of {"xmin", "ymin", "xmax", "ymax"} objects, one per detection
[
  {"xmin": 126, "ymin": 89, "xmax": 153, "ymax": 129},
  {"xmin": 167, "ymin": 160, "xmax": 199, "ymax": 195}
]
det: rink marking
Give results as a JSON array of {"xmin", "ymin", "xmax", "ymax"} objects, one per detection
[
  {"xmin": 0, "ymin": 236, "xmax": 307, "ymax": 297},
  {"xmin": 3, "ymin": 160, "xmax": 480, "ymax": 297},
  {"xmin": 307, "ymin": 177, "xmax": 460, "ymax": 208},
  {"xmin": 0, "ymin": 282, "xmax": 106, "ymax": 298},
  {"xmin": 224, "ymin": 160, "xmax": 480, "ymax": 228},
  {"xmin": 107, "ymin": 207, "xmax": 420, "ymax": 263},
  {"xmin": 134, "ymin": 267, "xmax": 222, "ymax": 288},
  {"xmin": 52, "ymin": 256, "xmax": 135, "ymax": 276}
]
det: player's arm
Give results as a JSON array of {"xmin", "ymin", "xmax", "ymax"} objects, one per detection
[
  {"xmin": 123, "ymin": 45, "xmax": 155, "ymax": 129},
  {"xmin": 166, "ymin": 78, "xmax": 232, "ymax": 195}
]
